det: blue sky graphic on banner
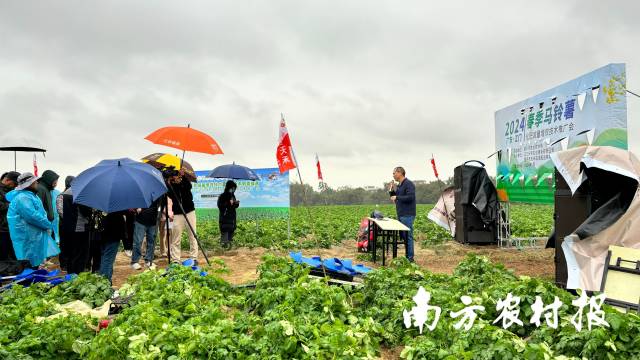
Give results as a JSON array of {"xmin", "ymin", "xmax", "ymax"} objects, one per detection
[{"xmin": 192, "ymin": 167, "xmax": 289, "ymax": 210}]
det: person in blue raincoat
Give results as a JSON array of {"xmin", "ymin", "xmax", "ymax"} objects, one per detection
[{"xmin": 6, "ymin": 172, "xmax": 59, "ymax": 268}]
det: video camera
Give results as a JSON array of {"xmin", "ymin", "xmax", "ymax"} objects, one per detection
[{"xmin": 161, "ymin": 166, "xmax": 180, "ymax": 180}]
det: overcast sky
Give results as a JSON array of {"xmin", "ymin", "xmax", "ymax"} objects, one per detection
[{"xmin": 1, "ymin": 1, "xmax": 639, "ymax": 189}]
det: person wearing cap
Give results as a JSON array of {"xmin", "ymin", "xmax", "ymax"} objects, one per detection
[
  {"xmin": 6, "ymin": 173, "xmax": 59, "ymax": 267},
  {"xmin": 0, "ymin": 171, "xmax": 20, "ymax": 261},
  {"xmin": 36, "ymin": 170, "xmax": 60, "ymax": 222}
]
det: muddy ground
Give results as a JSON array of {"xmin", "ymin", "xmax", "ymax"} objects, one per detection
[{"xmin": 111, "ymin": 240, "xmax": 554, "ymax": 288}]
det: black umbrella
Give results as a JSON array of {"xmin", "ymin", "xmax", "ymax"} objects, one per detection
[
  {"xmin": 208, "ymin": 163, "xmax": 259, "ymax": 181},
  {"xmin": 0, "ymin": 137, "xmax": 46, "ymax": 171}
]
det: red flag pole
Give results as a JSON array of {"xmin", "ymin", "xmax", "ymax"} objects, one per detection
[
  {"xmin": 315, "ymin": 153, "xmax": 325, "ymax": 191},
  {"xmin": 33, "ymin": 154, "xmax": 38, "ymax": 177},
  {"xmin": 282, "ymin": 114, "xmax": 306, "ymax": 188},
  {"xmin": 281, "ymin": 114, "xmax": 324, "ymax": 275}
]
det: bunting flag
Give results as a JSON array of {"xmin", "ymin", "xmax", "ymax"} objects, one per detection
[
  {"xmin": 276, "ymin": 115, "xmax": 296, "ymax": 174},
  {"xmin": 430, "ymin": 155, "xmax": 439, "ymax": 179},
  {"xmin": 33, "ymin": 154, "xmax": 38, "ymax": 177},
  {"xmin": 591, "ymin": 86, "xmax": 600, "ymax": 104},
  {"xmin": 577, "ymin": 92, "xmax": 587, "ymax": 111}
]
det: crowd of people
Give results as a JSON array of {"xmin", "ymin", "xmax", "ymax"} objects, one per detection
[
  {"xmin": 0, "ymin": 168, "xmax": 237, "ymax": 284},
  {"xmin": 0, "ymin": 163, "xmax": 412, "ymax": 283}
]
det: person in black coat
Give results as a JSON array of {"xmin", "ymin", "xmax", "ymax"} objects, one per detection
[
  {"xmin": 217, "ymin": 180, "xmax": 239, "ymax": 249},
  {"xmin": 58, "ymin": 176, "xmax": 94, "ymax": 274}
]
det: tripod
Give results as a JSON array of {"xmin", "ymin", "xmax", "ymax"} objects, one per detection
[{"xmin": 161, "ymin": 180, "xmax": 210, "ymax": 266}]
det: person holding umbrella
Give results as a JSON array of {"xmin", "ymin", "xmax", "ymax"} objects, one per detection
[
  {"xmin": 140, "ymin": 153, "xmax": 196, "ymax": 259},
  {"xmin": 145, "ymin": 125, "xmax": 223, "ymax": 265},
  {"xmin": 71, "ymin": 158, "xmax": 168, "ymax": 273},
  {"xmin": 6, "ymin": 173, "xmax": 58, "ymax": 268},
  {"xmin": 217, "ymin": 180, "xmax": 239, "ymax": 249},
  {"xmin": 208, "ymin": 163, "xmax": 259, "ymax": 250}
]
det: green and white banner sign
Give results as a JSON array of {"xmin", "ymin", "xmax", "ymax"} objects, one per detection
[{"xmin": 494, "ymin": 63, "xmax": 628, "ymax": 203}]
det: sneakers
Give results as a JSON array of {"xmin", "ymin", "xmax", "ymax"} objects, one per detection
[
  {"xmin": 145, "ymin": 262, "xmax": 155, "ymax": 268},
  {"xmin": 131, "ymin": 263, "xmax": 142, "ymax": 270},
  {"xmin": 124, "ymin": 250, "xmax": 133, "ymax": 257}
]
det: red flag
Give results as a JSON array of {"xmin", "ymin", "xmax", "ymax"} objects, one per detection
[
  {"xmin": 33, "ymin": 154, "xmax": 38, "ymax": 177},
  {"xmin": 430, "ymin": 155, "xmax": 438, "ymax": 179},
  {"xmin": 315, "ymin": 153, "xmax": 324, "ymax": 181},
  {"xmin": 276, "ymin": 116, "xmax": 296, "ymax": 174}
]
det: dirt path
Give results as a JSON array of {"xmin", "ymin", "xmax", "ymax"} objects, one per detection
[{"xmin": 111, "ymin": 240, "xmax": 555, "ymax": 288}]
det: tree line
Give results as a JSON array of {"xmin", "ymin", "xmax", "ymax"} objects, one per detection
[{"xmin": 290, "ymin": 178, "xmax": 454, "ymax": 206}]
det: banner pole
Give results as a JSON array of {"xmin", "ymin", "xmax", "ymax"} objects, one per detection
[
  {"xmin": 432, "ymin": 154, "xmax": 453, "ymax": 236},
  {"xmin": 283, "ymin": 114, "xmax": 325, "ymax": 276}
]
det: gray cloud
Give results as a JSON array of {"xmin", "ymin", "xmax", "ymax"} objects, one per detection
[{"xmin": 1, "ymin": 0, "xmax": 639, "ymax": 188}]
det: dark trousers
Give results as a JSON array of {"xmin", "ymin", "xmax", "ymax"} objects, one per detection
[
  {"xmin": 67, "ymin": 231, "xmax": 90, "ymax": 275},
  {"xmin": 123, "ymin": 213, "xmax": 135, "ymax": 251},
  {"xmin": 87, "ymin": 232, "xmax": 102, "ymax": 272},
  {"xmin": 221, "ymin": 229, "xmax": 235, "ymax": 248},
  {"xmin": 0, "ymin": 232, "xmax": 16, "ymax": 261}
]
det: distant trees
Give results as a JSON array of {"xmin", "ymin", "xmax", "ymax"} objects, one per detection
[{"xmin": 290, "ymin": 178, "xmax": 454, "ymax": 206}]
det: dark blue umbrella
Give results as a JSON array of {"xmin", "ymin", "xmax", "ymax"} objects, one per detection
[
  {"xmin": 72, "ymin": 158, "xmax": 167, "ymax": 213},
  {"xmin": 208, "ymin": 163, "xmax": 259, "ymax": 181}
]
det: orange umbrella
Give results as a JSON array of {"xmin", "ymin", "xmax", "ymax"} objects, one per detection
[
  {"xmin": 144, "ymin": 124, "xmax": 220, "ymax": 266},
  {"xmin": 144, "ymin": 125, "xmax": 223, "ymax": 155}
]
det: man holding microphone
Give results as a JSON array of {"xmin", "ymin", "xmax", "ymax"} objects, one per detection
[{"xmin": 389, "ymin": 166, "xmax": 416, "ymax": 262}]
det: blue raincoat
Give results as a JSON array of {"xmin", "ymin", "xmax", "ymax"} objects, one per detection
[
  {"xmin": 6, "ymin": 190, "xmax": 59, "ymax": 267},
  {"xmin": 51, "ymin": 189, "xmax": 61, "ymax": 244}
]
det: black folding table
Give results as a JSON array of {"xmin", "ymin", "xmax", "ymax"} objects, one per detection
[{"xmin": 367, "ymin": 217, "xmax": 410, "ymax": 266}]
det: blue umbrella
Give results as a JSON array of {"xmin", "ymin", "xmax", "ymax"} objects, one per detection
[
  {"xmin": 208, "ymin": 163, "xmax": 259, "ymax": 181},
  {"xmin": 72, "ymin": 158, "xmax": 167, "ymax": 213}
]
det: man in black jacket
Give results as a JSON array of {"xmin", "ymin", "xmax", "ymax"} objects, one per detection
[
  {"xmin": 167, "ymin": 172, "xmax": 197, "ymax": 264},
  {"xmin": 0, "ymin": 172, "xmax": 20, "ymax": 261},
  {"xmin": 390, "ymin": 166, "xmax": 416, "ymax": 262},
  {"xmin": 217, "ymin": 180, "xmax": 239, "ymax": 249}
]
